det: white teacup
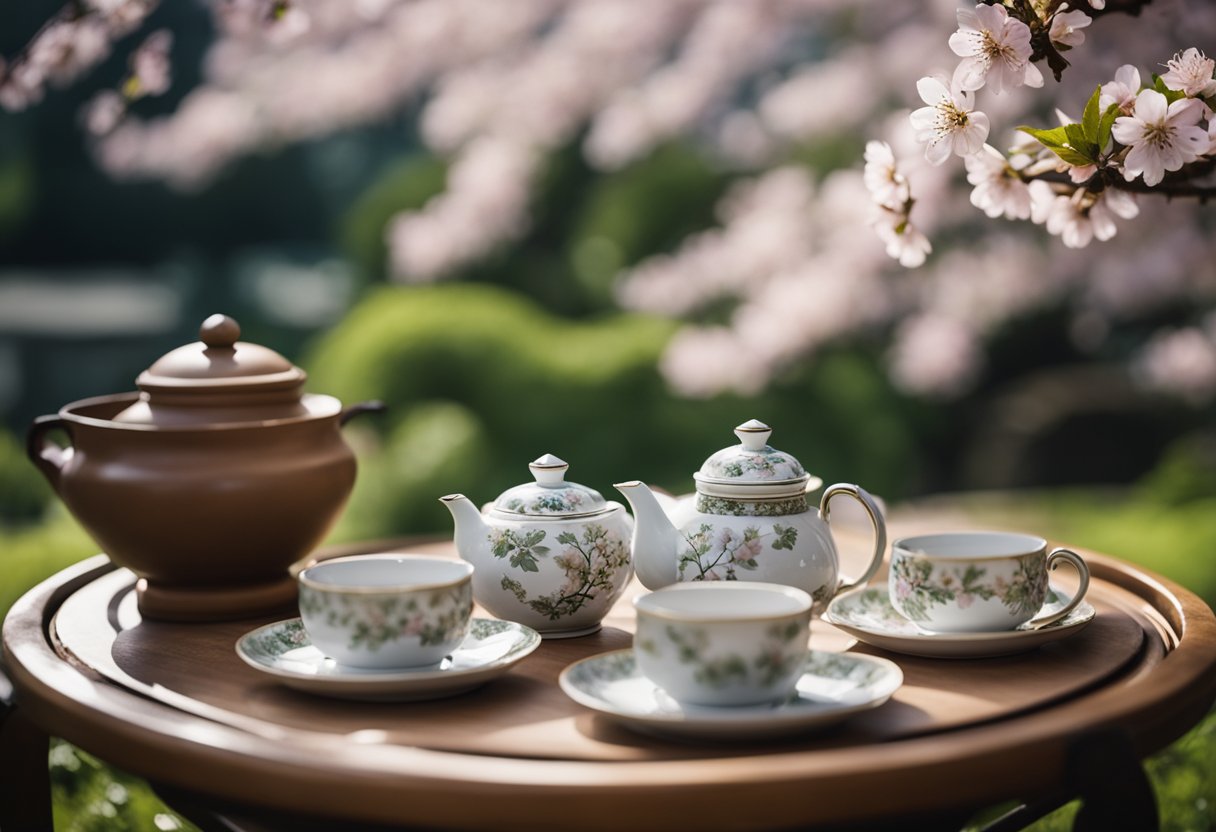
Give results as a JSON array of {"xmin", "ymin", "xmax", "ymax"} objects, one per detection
[
  {"xmin": 633, "ymin": 582, "xmax": 812, "ymax": 707},
  {"xmin": 298, "ymin": 555, "xmax": 474, "ymax": 668},
  {"xmin": 888, "ymin": 532, "xmax": 1090, "ymax": 633}
]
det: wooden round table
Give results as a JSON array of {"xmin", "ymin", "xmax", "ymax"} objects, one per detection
[{"xmin": 3, "ymin": 525, "xmax": 1215, "ymax": 831}]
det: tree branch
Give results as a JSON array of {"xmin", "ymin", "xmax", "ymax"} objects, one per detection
[{"xmin": 1025, "ymin": 159, "xmax": 1216, "ymax": 203}]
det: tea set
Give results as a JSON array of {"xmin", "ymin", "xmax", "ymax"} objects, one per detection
[{"xmin": 28, "ymin": 316, "xmax": 1097, "ymax": 738}]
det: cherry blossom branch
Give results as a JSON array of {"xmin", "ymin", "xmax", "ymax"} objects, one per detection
[{"xmin": 1025, "ymin": 160, "xmax": 1216, "ymax": 202}]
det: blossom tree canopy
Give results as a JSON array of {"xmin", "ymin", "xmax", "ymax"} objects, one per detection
[{"xmin": 2, "ymin": 0, "xmax": 1214, "ymax": 405}]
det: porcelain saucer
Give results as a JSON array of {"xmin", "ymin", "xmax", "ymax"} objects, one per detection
[
  {"xmin": 824, "ymin": 582, "xmax": 1096, "ymax": 659},
  {"xmin": 236, "ymin": 617, "xmax": 541, "ymax": 701},
  {"xmin": 559, "ymin": 649, "xmax": 902, "ymax": 741}
]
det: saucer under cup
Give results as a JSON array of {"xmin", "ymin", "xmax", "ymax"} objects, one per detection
[
  {"xmin": 888, "ymin": 531, "xmax": 1090, "ymax": 633},
  {"xmin": 633, "ymin": 582, "xmax": 812, "ymax": 707},
  {"xmin": 298, "ymin": 554, "xmax": 474, "ymax": 669}
]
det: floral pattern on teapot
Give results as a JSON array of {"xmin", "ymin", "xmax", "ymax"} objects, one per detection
[
  {"xmin": 492, "ymin": 523, "xmax": 630, "ymax": 621},
  {"xmin": 676, "ymin": 522, "xmax": 799, "ymax": 582}
]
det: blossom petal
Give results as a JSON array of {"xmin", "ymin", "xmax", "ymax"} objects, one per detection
[
  {"xmin": 916, "ymin": 76, "xmax": 950, "ymax": 106},
  {"xmin": 908, "ymin": 105, "xmax": 938, "ymax": 131},
  {"xmin": 1023, "ymin": 61, "xmax": 1044, "ymax": 89},
  {"xmin": 1111, "ymin": 116, "xmax": 1145, "ymax": 145},
  {"xmin": 1167, "ymin": 97, "xmax": 1204, "ymax": 126},
  {"xmin": 925, "ymin": 136, "xmax": 953, "ymax": 166},
  {"xmin": 1132, "ymin": 89, "xmax": 1167, "ymax": 124},
  {"xmin": 1114, "ymin": 64, "xmax": 1141, "ymax": 91}
]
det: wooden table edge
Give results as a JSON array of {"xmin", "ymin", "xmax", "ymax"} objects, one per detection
[{"xmin": 3, "ymin": 550, "xmax": 1215, "ymax": 830}]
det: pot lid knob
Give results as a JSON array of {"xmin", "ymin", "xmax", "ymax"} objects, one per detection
[
  {"xmin": 200, "ymin": 314, "xmax": 241, "ymax": 349},
  {"xmin": 734, "ymin": 419, "xmax": 773, "ymax": 451},
  {"xmin": 529, "ymin": 453, "xmax": 570, "ymax": 486}
]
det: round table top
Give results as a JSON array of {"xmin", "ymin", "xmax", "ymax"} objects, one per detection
[{"xmin": 4, "ymin": 516, "xmax": 1216, "ymax": 830}]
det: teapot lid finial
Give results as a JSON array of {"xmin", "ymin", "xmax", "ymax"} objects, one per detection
[
  {"xmin": 200, "ymin": 314, "xmax": 241, "ymax": 349},
  {"xmin": 492, "ymin": 454, "xmax": 608, "ymax": 517},
  {"xmin": 529, "ymin": 453, "xmax": 570, "ymax": 487},
  {"xmin": 734, "ymin": 419, "xmax": 772, "ymax": 451}
]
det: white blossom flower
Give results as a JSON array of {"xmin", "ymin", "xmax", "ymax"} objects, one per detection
[
  {"xmin": 1044, "ymin": 189, "xmax": 1094, "ymax": 248},
  {"xmin": 1159, "ymin": 48, "xmax": 1216, "ymax": 99},
  {"xmin": 964, "ymin": 144, "xmax": 1030, "ymax": 219},
  {"xmin": 1135, "ymin": 327, "xmax": 1216, "ymax": 405},
  {"xmin": 1088, "ymin": 188, "xmax": 1139, "ymax": 242},
  {"xmin": 82, "ymin": 90, "xmax": 125, "ymax": 135},
  {"xmin": 1049, "ymin": 8, "xmax": 1092, "ymax": 49},
  {"xmin": 1112, "ymin": 90, "xmax": 1208, "ymax": 186},
  {"xmin": 909, "ymin": 76, "xmax": 990, "ymax": 165},
  {"xmin": 948, "ymin": 3, "xmax": 1042, "ymax": 94},
  {"xmin": 129, "ymin": 30, "xmax": 172, "ymax": 98},
  {"xmin": 1041, "ymin": 187, "xmax": 1138, "ymax": 248},
  {"xmin": 874, "ymin": 214, "xmax": 931, "ymax": 267},
  {"xmin": 1100, "ymin": 65, "xmax": 1142, "ymax": 115},
  {"xmin": 863, "ymin": 140, "xmax": 909, "ymax": 209},
  {"xmin": 888, "ymin": 314, "xmax": 982, "ymax": 398},
  {"xmin": 1027, "ymin": 180, "xmax": 1058, "ymax": 225}
]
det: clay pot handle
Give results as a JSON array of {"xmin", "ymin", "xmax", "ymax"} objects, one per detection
[
  {"xmin": 26, "ymin": 415, "xmax": 72, "ymax": 492},
  {"xmin": 339, "ymin": 400, "xmax": 386, "ymax": 426}
]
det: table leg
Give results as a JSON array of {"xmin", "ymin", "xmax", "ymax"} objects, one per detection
[
  {"xmin": 0, "ymin": 699, "xmax": 54, "ymax": 832},
  {"xmin": 1069, "ymin": 729, "xmax": 1158, "ymax": 832}
]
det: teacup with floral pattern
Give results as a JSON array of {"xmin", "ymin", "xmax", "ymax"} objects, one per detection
[
  {"xmin": 888, "ymin": 532, "xmax": 1090, "ymax": 633},
  {"xmin": 633, "ymin": 582, "xmax": 812, "ymax": 707},
  {"xmin": 298, "ymin": 555, "xmax": 474, "ymax": 668}
]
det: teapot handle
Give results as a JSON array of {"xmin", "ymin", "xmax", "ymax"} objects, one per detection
[
  {"xmin": 25, "ymin": 415, "xmax": 72, "ymax": 493},
  {"xmin": 339, "ymin": 400, "xmax": 386, "ymax": 426},
  {"xmin": 820, "ymin": 483, "xmax": 887, "ymax": 597}
]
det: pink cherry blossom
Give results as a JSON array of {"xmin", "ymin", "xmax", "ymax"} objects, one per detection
[
  {"xmin": 964, "ymin": 144, "xmax": 1031, "ymax": 220},
  {"xmin": 1100, "ymin": 65, "xmax": 1143, "ymax": 114},
  {"xmin": 909, "ymin": 76, "xmax": 990, "ymax": 165},
  {"xmin": 1159, "ymin": 48, "xmax": 1216, "ymax": 98},
  {"xmin": 1049, "ymin": 8, "xmax": 1092, "ymax": 49},
  {"xmin": 863, "ymin": 140, "xmax": 909, "ymax": 209},
  {"xmin": 948, "ymin": 3, "xmax": 1042, "ymax": 94},
  {"xmin": 1112, "ymin": 90, "xmax": 1208, "ymax": 186}
]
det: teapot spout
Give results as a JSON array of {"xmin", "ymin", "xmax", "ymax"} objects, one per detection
[
  {"xmin": 614, "ymin": 481, "xmax": 680, "ymax": 589},
  {"xmin": 439, "ymin": 494, "xmax": 489, "ymax": 566}
]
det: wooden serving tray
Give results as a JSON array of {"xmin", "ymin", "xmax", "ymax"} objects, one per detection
[
  {"xmin": 6, "ymin": 532, "xmax": 1214, "ymax": 831},
  {"xmin": 53, "ymin": 551, "xmax": 1144, "ymax": 762}
]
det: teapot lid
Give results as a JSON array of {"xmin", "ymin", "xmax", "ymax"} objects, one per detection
[
  {"xmin": 693, "ymin": 420, "xmax": 816, "ymax": 499},
  {"xmin": 492, "ymin": 454, "xmax": 609, "ymax": 517},
  {"xmin": 114, "ymin": 314, "xmax": 310, "ymax": 426},
  {"xmin": 138, "ymin": 314, "xmax": 306, "ymax": 393}
]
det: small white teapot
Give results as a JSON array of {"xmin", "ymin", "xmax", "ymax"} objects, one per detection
[
  {"xmin": 440, "ymin": 455, "xmax": 633, "ymax": 638},
  {"xmin": 615, "ymin": 420, "xmax": 885, "ymax": 612}
]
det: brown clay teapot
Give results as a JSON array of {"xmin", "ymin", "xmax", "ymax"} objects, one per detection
[{"xmin": 26, "ymin": 314, "xmax": 383, "ymax": 622}]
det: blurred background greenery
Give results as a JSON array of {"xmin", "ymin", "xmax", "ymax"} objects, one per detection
[{"xmin": 2, "ymin": 1, "xmax": 1215, "ymax": 830}]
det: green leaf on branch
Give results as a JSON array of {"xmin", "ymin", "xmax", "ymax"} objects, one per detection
[
  {"xmin": 1064, "ymin": 124, "xmax": 1097, "ymax": 161},
  {"xmin": 1097, "ymin": 102, "xmax": 1120, "ymax": 152},
  {"xmin": 1082, "ymin": 86, "xmax": 1102, "ymax": 143},
  {"xmin": 1017, "ymin": 124, "xmax": 1095, "ymax": 166}
]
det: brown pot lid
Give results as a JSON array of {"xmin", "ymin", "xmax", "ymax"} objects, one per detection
[
  {"xmin": 137, "ymin": 314, "xmax": 306, "ymax": 394},
  {"xmin": 111, "ymin": 315, "xmax": 310, "ymax": 426}
]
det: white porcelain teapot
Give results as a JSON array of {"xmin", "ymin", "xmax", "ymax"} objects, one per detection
[
  {"xmin": 614, "ymin": 420, "xmax": 885, "ymax": 612},
  {"xmin": 440, "ymin": 454, "xmax": 633, "ymax": 638}
]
